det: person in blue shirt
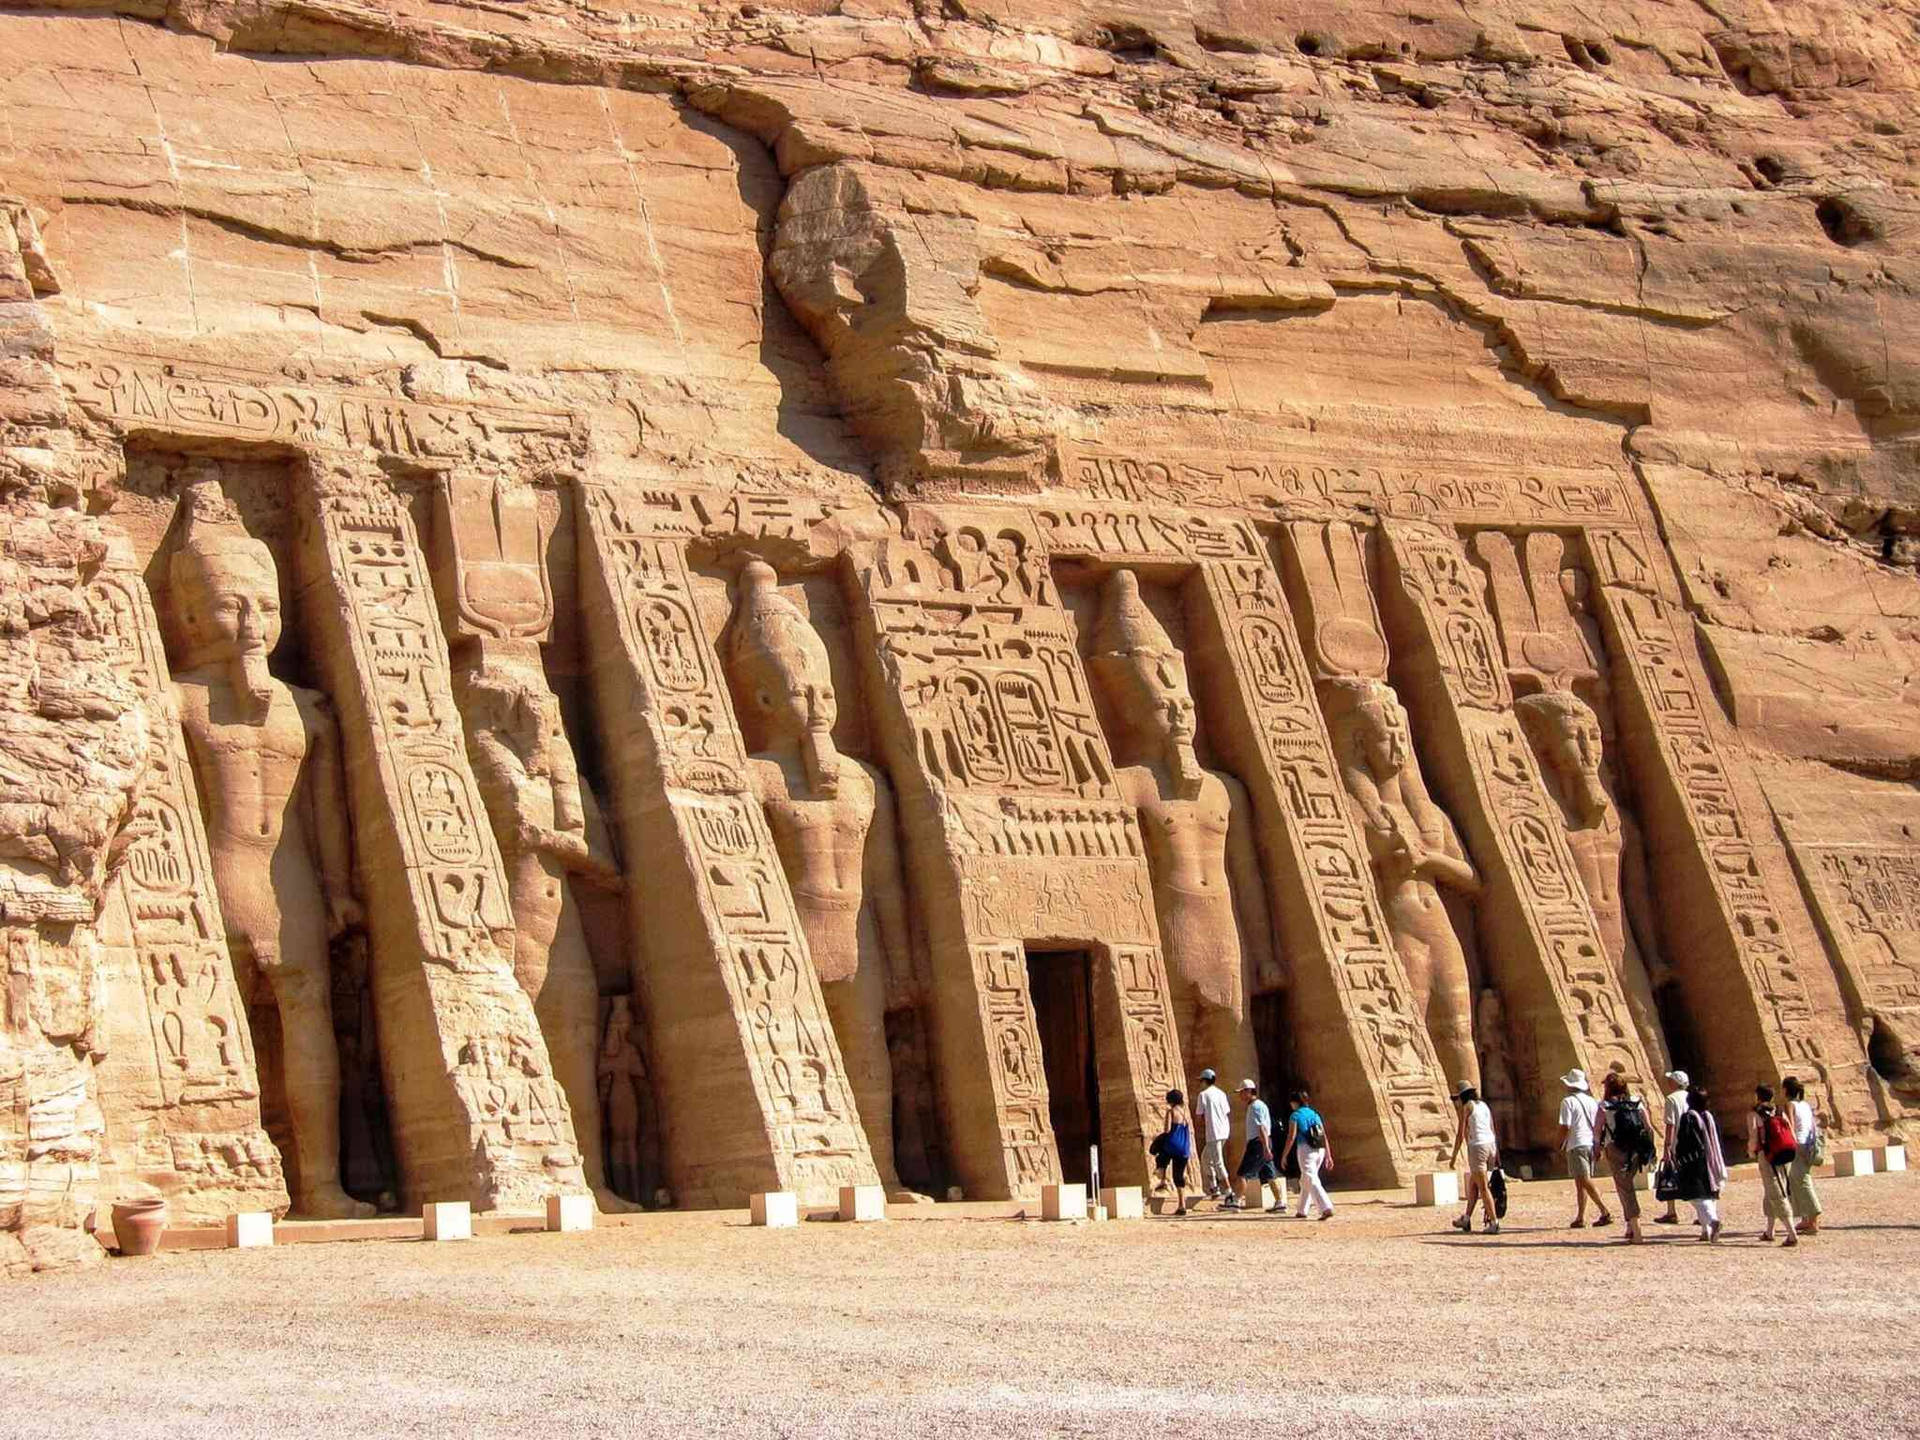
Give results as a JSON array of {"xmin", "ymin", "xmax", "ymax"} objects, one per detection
[
  {"xmin": 1281, "ymin": 1087, "xmax": 1336, "ymax": 1220},
  {"xmin": 1234, "ymin": 1080, "xmax": 1287, "ymax": 1213}
]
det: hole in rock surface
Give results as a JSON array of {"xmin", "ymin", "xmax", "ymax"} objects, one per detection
[{"xmin": 1816, "ymin": 196, "xmax": 1878, "ymax": 247}]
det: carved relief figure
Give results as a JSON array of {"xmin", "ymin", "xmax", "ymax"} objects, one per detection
[
  {"xmin": 452, "ymin": 653, "xmax": 627, "ymax": 1209},
  {"xmin": 724, "ymin": 560, "xmax": 918, "ymax": 1198},
  {"xmin": 597, "ymin": 995, "xmax": 657, "ymax": 1207},
  {"xmin": 1516, "ymin": 688, "xmax": 1673, "ymax": 1077},
  {"xmin": 1328, "ymin": 678, "xmax": 1484, "ymax": 1090},
  {"xmin": 1088, "ymin": 570, "xmax": 1271, "ymax": 1090},
  {"xmin": 167, "ymin": 479, "xmax": 371, "ymax": 1218}
]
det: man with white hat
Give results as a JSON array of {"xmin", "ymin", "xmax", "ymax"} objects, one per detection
[
  {"xmin": 1656, "ymin": 1069, "xmax": 1690, "ymax": 1224},
  {"xmin": 1558, "ymin": 1068, "xmax": 1611, "ymax": 1229},
  {"xmin": 1194, "ymin": 1068, "xmax": 1233, "ymax": 1204}
]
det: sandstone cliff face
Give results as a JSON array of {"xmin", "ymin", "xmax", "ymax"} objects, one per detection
[{"xmin": 2, "ymin": 0, "xmax": 1918, "ymax": 1259}]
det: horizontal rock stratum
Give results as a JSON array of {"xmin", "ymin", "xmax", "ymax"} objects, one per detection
[{"xmin": 2, "ymin": 0, "xmax": 1916, "ymax": 1273}]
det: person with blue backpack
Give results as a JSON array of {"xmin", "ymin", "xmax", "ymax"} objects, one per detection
[{"xmin": 1280, "ymin": 1088, "xmax": 1335, "ymax": 1221}]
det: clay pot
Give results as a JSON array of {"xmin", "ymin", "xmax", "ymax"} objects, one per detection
[{"xmin": 110, "ymin": 1197, "xmax": 168, "ymax": 1257}]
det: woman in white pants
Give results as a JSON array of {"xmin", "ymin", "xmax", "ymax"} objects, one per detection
[
  {"xmin": 1673, "ymin": 1085, "xmax": 1727, "ymax": 1242},
  {"xmin": 1280, "ymin": 1088, "xmax": 1335, "ymax": 1220}
]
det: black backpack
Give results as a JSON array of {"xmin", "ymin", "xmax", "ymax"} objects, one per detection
[{"xmin": 1607, "ymin": 1098, "xmax": 1657, "ymax": 1171}]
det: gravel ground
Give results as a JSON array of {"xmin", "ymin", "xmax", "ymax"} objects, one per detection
[{"xmin": 5, "ymin": 1166, "xmax": 1916, "ymax": 1439}]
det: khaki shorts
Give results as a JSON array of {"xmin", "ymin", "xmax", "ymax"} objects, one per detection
[
  {"xmin": 1567, "ymin": 1145, "xmax": 1595, "ymax": 1180},
  {"xmin": 1467, "ymin": 1142, "xmax": 1496, "ymax": 1175}
]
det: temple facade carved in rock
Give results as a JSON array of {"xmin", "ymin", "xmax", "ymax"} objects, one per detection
[{"xmin": 3, "ymin": 1, "xmax": 1917, "ymax": 1271}]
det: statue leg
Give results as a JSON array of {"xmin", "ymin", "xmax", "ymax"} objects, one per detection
[
  {"xmin": 1424, "ymin": 925, "xmax": 1480, "ymax": 1093},
  {"xmin": 531, "ymin": 902, "xmax": 625, "ymax": 1210},
  {"xmin": 266, "ymin": 944, "xmax": 372, "ymax": 1219},
  {"xmin": 821, "ymin": 959, "xmax": 905, "ymax": 1196},
  {"xmin": 1620, "ymin": 938, "xmax": 1672, "ymax": 1079}
]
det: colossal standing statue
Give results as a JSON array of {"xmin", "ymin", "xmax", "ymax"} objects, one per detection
[
  {"xmin": 1328, "ymin": 678, "xmax": 1484, "ymax": 1090},
  {"xmin": 168, "ymin": 478, "xmax": 371, "ymax": 1218},
  {"xmin": 724, "ymin": 560, "xmax": 918, "ymax": 1198},
  {"xmin": 1089, "ymin": 570, "xmax": 1272, "ymax": 1090},
  {"xmin": 1515, "ymin": 688, "xmax": 1673, "ymax": 1077},
  {"xmin": 452, "ymin": 654, "xmax": 627, "ymax": 1209}
]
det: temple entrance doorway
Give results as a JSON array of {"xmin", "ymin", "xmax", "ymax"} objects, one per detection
[{"xmin": 1026, "ymin": 947, "xmax": 1101, "ymax": 1186}]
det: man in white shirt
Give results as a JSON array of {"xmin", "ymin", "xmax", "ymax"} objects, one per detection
[
  {"xmin": 1656, "ymin": 1068, "xmax": 1689, "ymax": 1225},
  {"xmin": 1195, "ymin": 1069, "xmax": 1233, "ymax": 1203},
  {"xmin": 1558, "ymin": 1068, "xmax": 1611, "ymax": 1228}
]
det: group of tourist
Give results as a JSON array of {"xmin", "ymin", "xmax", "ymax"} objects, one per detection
[
  {"xmin": 1151, "ymin": 1070, "xmax": 1335, "ymax": 1219},
  {"xmin": 1152, "ymin": 1065, "xmax": 1830, "ymax": 1244}
]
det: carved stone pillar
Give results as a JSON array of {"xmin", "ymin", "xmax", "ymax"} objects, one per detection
[
  {"xmin": 88, "ymin": 535, "xmax": 286, "ymax": 1218},
  {"xmin": 1584, "ymin": 528, "xmax": 1877, "ymax": 1135},
  {"xmin": 1379, "ymin": 521, "xmax": 1654, "ymax": 1145},
  {"xmin": 294, "ymin": 461, "xmax": 586, "ymax": 1211},
  {"xmin": 844, "ymin": 508, "xmax": 1185, "ymax": 1199},
  {"xmin": 1188, "ymin": 551, "xmax": 1456, "ymax": 1184},
  {"xmin": 573, "ymin": 481, "xmax": 878, "ymax": 1207}
]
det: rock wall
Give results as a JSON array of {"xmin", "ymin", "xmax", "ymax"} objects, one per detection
[{"xmin": 2, "ymin": 0, "xmax": 1917, "ymax": 1256}]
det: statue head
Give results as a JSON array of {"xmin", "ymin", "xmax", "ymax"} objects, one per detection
[
  {"xmin": 1089, "ymin": 569, "xmax": 1197, "ymax": 763},
  {"xmin": 725, "ymin": 559, "xmax": 840, "ymax": 792},
  {"xmin": 1327, "ymin": 678, "xmax": 1409, "ymax": 780},
  {"xmin": 604, "ymin": 994, "xmax": 632, "ymax": 1049},
  {"xmin": 170, "ymin": 476, "xmax": 282, "ymax": 708},
  {"xmin": 1515, "ymin": 688, "xmax": 1606, "ymax": 816}
]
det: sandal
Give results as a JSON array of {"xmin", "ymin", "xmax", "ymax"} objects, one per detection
[
  {"xmin": 1593, "ymin": 1212, "xmax": 1613, "ymax": 1227},
  {"xmin": 1568, "ymin": 1218, "xmax": 1587, "ymax": 1229}
]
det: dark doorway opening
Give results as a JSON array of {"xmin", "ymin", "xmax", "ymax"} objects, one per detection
[{"xmin": 1026, "ymin": 948, "xmax": 1101, "ymax": 1185}]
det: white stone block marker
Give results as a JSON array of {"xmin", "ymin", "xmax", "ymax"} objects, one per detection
[
  {"xmin": 1414, "ymin": 1171, "xmax": 1460, "ymax": 1207},
  {"xmin": 1832, "ymin": 1149, "xmax": 1876, "ymax": 1178},
  {"xmin": 545, "ymin": 1194, "xmax": 594, "ymax": 1233},
  {"xmin": 225, "ymin": 1212, "xmax": 273, "ymax": 1248},
  {"xmin": 1040, "ymin": 1183, "xmax": 1086, "ymax": 1221},
  {"xmin": 1101, "ymin": 1185, "xmax": 1144, "ymax": 1221},
  {"xmin": 1240, "ymin": 1176, "xmax": 1268, "ymax": 1210},
  {"xmin": 423, "ymin": 1200, "xmax": 472, "ymax": 1241},
  {"xmin": 1874, "ymin": 1144, "xmax": 1907, "ymax": 1173},
  {"xmin": 838, "ymin": 1185, "xmax": 885, "ymax": 1222},
  {"xmin": 751, "ymin": 1192, "xmax": 799, "ymax": 1228}
]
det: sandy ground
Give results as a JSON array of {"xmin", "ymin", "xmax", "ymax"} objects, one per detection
[{"xmin": 5, "ymin": 1166, "xmax": 1917, "ymax": 1439}]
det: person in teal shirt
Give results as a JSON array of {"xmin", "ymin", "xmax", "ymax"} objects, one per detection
[{"xmin": 1281, "ymin": 1088, "xmax": 1336, "ymax": 1220}]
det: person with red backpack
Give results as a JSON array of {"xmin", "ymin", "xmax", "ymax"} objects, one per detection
[{"xmin": 1746, "ymin": 1083, "xmax": 1803, "ymax": 1247}]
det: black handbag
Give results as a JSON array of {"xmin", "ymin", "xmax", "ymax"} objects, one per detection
[
  {"xmin": 1488, "ymin": 1164, "xmax": 1509, "ymax": 1219},
  {"xmin": 1653, "ymin": 1158, "xmax": 1679, "ymax": 1202}
]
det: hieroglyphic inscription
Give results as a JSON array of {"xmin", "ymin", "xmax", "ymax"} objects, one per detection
[
  {"xmin": 1587, "ymin": 540, "xmax": 1869, "ymax": 1125},
  {"xmin": 68, "ymin": 352, "xmax": 579, "ymax": 468},
  {"xmin": 89, "ymin": 562, "xmax": 259, "ymax": 1108},
  {"xmin": 850, "ymin": 509, "xmax": 1185, "ymax": 1192},
  {"xmin": 1794, "ymin": 847, "xmax": 1920, "ymax": 1048},
  {"xmin": 1385, "ymin": 522, "xmax": 1651, "ymax": 1098},
  {"xmin": 1194, "ymin": 552, "xmax": 1455, "ymax": 1176},
  {"xmin": 863, "ymin": 521, "xmax": 1113, "ymax": 799},
  {"xmin": 1056, "ymin": 447, "xmax": 1632, "ymax": 527},
  {"xmin": 576, "ymin": 482, "xmax": 874, "ymax": 1200},
  {"xmin": 304, "ymin": 476, "xmax": 584, "ymax": 1208}
]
